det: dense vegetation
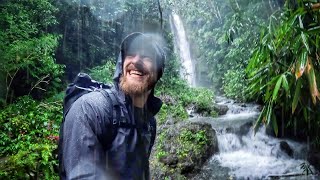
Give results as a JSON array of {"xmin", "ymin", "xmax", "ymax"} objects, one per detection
[
  {"xmin": 0, "ymin": 0, "xmax": 64, "ymax": 104},
  {"xmin": 165, "ymin": 0, "xmax": 320, "ymax": 142},
  {"xmin": 0, "ymin": 0, "xmax": 215, "ymax": 178},
  {"xmin": 247, "ymin": 1, "xmax": 320, "ymax": 142},
  {"xmin": 0, "ymin": 0, "xmax": 319, "ymax": 178},
  {"xmin": 163, "ymin": 0, "xmax": 282, "ymax": 100}
]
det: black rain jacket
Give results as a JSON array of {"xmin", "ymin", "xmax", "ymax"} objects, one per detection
[{"xmin": 60, "ymin": 33, "xmax": 162, "ymax": 180}]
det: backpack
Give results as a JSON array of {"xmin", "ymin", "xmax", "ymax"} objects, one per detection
[{"xmin": 58, "ymin": 73, "xmax": 156, "ymax": 176}]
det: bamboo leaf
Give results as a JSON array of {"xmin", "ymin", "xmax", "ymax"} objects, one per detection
[
  {"xmin": 307, "ymin": 25, "xmax": 320, "ymax": 34},
  {"xmin": 272, "ymin": 112, "xmax": 278, "ymax": 137},
  {"xmin": 299, "ymin": 15, "xmax": 304, "ymax": 28},
  {"xmin": 254, "ymin": 106, "xmax": 266, "ymax": 134},
  {"xmin": 266, "ymin": 102, "xmax": 273, "ymax": 125},
  {"xmin": 301, "ymin": 32, "xmax": 310, "ymax": 53},
  {"xmin": 292, "ymin": 79, "xmax": 302, "ymax": 114},
  {"xmin": 306, "ymin": 58, "xmax": 319, "ymax": 104},
  {"xmin": 281, "ymin": 74, "xmax": 289, "ymax": 93},
  {"xmin": 295, "ymin": 49, "xmax": 308, "ymax": 79},
  {"xmin": 272, "ymin": 76, "xmax": 282, "ymax": 101}
]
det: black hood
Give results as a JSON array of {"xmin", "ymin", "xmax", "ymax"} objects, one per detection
[{"xmin": 113, "ymin": 32, "xmax": 166, "ymax": 115}]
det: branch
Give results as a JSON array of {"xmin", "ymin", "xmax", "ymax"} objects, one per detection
[
  {"xmin": 28, "ymin": 74, "xmax": 50, "ymax": 95},
  {"xmin": 5, "ymin": 68, "xmax": 20, "ymax": 104},
  {"xmin": 267, "ymin": 173, "xmax": 305, "ymax": 178}
]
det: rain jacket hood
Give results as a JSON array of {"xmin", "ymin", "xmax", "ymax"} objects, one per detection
[{"xmin": 113, "ymin": 32, "xmax": 166, "ymax": 115}]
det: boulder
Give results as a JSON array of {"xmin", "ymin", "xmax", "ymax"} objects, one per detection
[
  {"xmin": 150, "ymin": 121, "xmax": 218, "ymax": 179},
  {"xmin": 279, "ymin": 141, "xmax": 293, "ymax": 157},
  {"xmin": 236, "ymin": 121, "xmax": 253, "ymax": 136},
  {"xmin": 213, "ymin": 104, "xmax": 229, "ymax": 115}
]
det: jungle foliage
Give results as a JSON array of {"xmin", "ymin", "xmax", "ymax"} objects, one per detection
[
  {"xmin": 247, "ymin": 1, "xmax": 320, "ymax": 140},
  {"xmin": 0, "ymin": 0, "xmax": 65, "ymax": 105},
  {"xmin": 163, "ymin": 0, "xmax": 282, "ymax": 100},
  {"xmin": 52, "ymin": 0, "xmax": 163, "ymax": 81},
  {"xmin": 1, "ymin": 0, "xmax": 320, "ymax": 178},
  {"xmin": 0, "ymin": 95, "xmax": 62, "ymax": 179}
]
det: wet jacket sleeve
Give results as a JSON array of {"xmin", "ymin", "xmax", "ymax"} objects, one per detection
[{"xmin": 62, "ymin": 93, "xmax": 112, "ymax": 180}]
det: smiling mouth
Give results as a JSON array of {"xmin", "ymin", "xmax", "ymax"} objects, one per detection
[{"xmin": 129, "ymin": 70, "xmax": 146, "ymax": 76}]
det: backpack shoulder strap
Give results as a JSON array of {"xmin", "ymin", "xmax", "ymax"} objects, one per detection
[
  {"xmin": 148, "ymin": 117, "xmax": 157, "ymax": 156},
  {"xmin": 98, "ymin": 88, "xmax": 135, "ymax": 150},
  {"xmin": 100, "ymin": 88, "xmax": 136, "ymax": 128},
  {"xmin": 100, "ymin": 89, "xmax": 120, "ymax": 125}
]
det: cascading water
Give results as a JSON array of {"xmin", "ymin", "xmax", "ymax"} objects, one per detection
[
  {"xmin": 215, "ymin": 128, "xmax": 313, "ymax": 179},
  {"xmin": 169, "ymin": 12, "xmax": 196, "ymax": 86},
  {"xmin": 190, "ymin": 97, "xmax": 319, "ymax": 179}
]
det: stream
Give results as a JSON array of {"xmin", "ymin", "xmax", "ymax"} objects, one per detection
[{"xmin": 189, "ymin": 96, "xmax": 319, "ymax": 180}]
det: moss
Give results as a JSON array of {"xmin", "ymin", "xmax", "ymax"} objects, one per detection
[
  {"xmin": 151, "ymin": 122, "xmax": 216, "ymax": 179},
  {"xmin": 177, "ymin": 129, "xmax": 208, "ymax": 159}
]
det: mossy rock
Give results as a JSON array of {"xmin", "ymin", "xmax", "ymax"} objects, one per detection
[{"xmin": 150, "ymin": 121, "xmax": 218, "ymax": 179}]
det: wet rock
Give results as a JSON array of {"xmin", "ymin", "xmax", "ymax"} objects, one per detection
[
  {"xmin": 150, "ymin": 121, "xmax": 218, "ymax": 179},
  {"xmin": 225, "ymin": 127, "xmax": 233, "ymax": 133},
  {"xmin": 159, "ymin": 155, "xmax": 178, "ymax": 167},
  {"xmin": 279, "ymin": 141, "xmax": 293, "ymax": 157},
  {"xmin": 159, "ymin": 94, "xmax": 176, "ymax": 105},
  {"xmin": 308, "ymin": 150, "xmax": 320, "ymax": 171},
  {"xmin": 237, "ymin": 121, "xmax": 253, "ymax": 136},
  {"xmin": 213, "ymin": 104, "xmax": 229, "ymax": 115},
  {"xmin": 180, "ymin": 162, "xmax": 195, "ymax": 174},
  {"xmin": 240, "ymin": 103, "xmax": 247, "ymax": 107}
]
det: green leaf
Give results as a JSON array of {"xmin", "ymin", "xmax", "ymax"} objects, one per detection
[
  {"xmin": 254, "ymin": 106, "xmax": 266, "ymax": 134},
  {"xmin": 272, "ymin": 112, "xmax": 278, "ymax": 137},
  {"xmin": 295, "ymin": 49, "xmax": 308, "ymax": 79},
  {"xmin": 301, "ymin": 32, "xmax": 310, "ymax": 53},
  {"xmin": 266, "ymin": 101, "xmax": 273, "ymax": 125},
  {"xmin": 272, "ymin": 76, "xmax": 282, "ymax": 101},
  {"xmin": 281, "ymin": 74, "xmax": 289, "ymax": 93},
  {"xmin": 306, "ymin": 60, "xmax": 319, "ymax": 104},
  {"xmin": 292, "ymin": 79, "xmax": 302, "ymax": 113}
]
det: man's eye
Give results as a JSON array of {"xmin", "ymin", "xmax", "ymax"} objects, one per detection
[
  {"xmin": 142, "ymin": 57, "xmax": 153, "ymax": 62},
  {"xmin": 126, "ymin": 54, "xmax": 134, "ymax": 58}
]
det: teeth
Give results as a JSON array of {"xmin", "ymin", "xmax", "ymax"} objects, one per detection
[{"xmin": 130, "ymin": 70, "xmax": 143, "ymax": 76}]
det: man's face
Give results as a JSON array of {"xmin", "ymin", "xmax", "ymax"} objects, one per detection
[{"xmin": 120, "ymin": 54, "xmax": 158, "ymax": 96}]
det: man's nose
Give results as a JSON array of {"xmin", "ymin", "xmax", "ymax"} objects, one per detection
[{"xmin": 131, "ymin": 54, "xmax": 142, "ymax": 63}]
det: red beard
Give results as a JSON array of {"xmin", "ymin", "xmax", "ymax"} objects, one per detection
[{"xmin": 119, "ymin": 70, "xmax": 157, "ymax": 96}]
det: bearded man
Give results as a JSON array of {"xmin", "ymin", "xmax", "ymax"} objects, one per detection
[{"xmin": 59, "ymin": 32, "xmax": 166, "ymax": 180}]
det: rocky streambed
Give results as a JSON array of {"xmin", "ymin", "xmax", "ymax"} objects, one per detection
[{"xmin": 150, "ymin": 97, "xmax": 320, "ymax": 179}]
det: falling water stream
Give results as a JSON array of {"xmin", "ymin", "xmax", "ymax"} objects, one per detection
[
  {"xmin": 190, "ymin": 97, "xmax": 319, "ymax": 179},
  {"xmin": 170, "ymin": 12, "xmax": 319, "ymax": 179},
  {"xmin": 169, "ymin": 12, "xmax": 195, "ymax": 86}
]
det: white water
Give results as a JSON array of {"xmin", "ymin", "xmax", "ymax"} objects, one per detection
[
  {"xmin": 169, "ymin": 12, "xmax": 195, "ymax": 86},
  {"xmin": 214, "ymin": 127, "xmax": 311, "ymax": 179},
  {"xmin": 191, "ymin": 97, "xmax": 318, "ymax": 179}
]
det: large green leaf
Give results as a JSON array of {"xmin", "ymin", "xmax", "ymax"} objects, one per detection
[
  {"xmin": 266, "ymin": 101, "xmax": 273, "ymax": 125},
  {"xmin": 295, "ymin": 49, "xmax": 308, "ymax": 79},
  {"xmin": 272, "ymin": 76, "xmax": 283, "ymax": 101},
  {"xmin": 254, "ymin": 106, "xmax": 266, "ymax": 133},
  {"xmin": 292, "ymin": 78, "xmax": 302, "ymax": 114},
  {"xmin": 281, "ymin": 74, "xmax": 289, "ymax": 94},
  {"xmin": 306, "ymin": 59, "xmax": 319, "ymax": 104},
  {"xmin": 301, "ymin": 32, "xmax": 310, "ymax": 53}
]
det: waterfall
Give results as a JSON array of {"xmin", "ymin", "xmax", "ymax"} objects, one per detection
[{"xmin": 169, "ymin": 12, "xmax": 196, "ymax": 86}]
